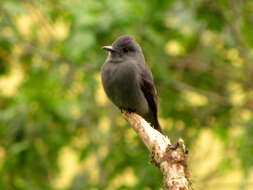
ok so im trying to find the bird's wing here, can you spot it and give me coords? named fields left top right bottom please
left=140, top=69, right=158, bottom=115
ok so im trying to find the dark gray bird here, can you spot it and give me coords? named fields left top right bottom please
left=101, top=35, right=162, bottom=132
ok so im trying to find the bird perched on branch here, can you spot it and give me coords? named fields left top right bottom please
left=101, top=35, right=162, bottom=133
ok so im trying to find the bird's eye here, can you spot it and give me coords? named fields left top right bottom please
left=122, top=47, right=129, bottom=53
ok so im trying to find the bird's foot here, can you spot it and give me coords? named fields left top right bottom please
left=120, top=108, right=135, bottom=114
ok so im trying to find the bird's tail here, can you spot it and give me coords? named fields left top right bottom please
left=145, top=113, right=163, bottom=133
left=153, top=117, right=163, bottom=133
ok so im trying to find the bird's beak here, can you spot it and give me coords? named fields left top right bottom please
left=102, top=46, right=115, bottom=52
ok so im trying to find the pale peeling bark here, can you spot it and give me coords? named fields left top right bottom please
left=122, top=112, right=190, bottom=190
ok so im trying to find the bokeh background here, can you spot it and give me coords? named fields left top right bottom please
left=1, top=0, right=253, bottom=189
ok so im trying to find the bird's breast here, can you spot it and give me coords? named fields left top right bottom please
left=102, top=62, right=138, bottom=94
left=101, top=61, right=148, bottom=114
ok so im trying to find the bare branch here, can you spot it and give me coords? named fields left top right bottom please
left=122, top=112, right=190, bottom=190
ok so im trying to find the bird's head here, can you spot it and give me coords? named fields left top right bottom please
left=102, top=35, right=142, bottom=58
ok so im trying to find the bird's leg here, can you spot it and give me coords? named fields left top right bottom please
left=120, top=107, right=135, bottom=114
left=125, top=108, right=136, bottom=113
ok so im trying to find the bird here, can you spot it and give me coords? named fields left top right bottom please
left=101, top=35, right=162, bottom=133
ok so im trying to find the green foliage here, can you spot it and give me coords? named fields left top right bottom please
left=0, top=0, right=253, bottom=189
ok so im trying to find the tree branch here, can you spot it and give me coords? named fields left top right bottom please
left=122, top=112, right=190, bottom=190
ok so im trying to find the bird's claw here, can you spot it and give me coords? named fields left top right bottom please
left=120, top=108, right=135, bottom=114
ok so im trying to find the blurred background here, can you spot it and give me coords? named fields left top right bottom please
left=0, top=0, right=253, bottom=189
